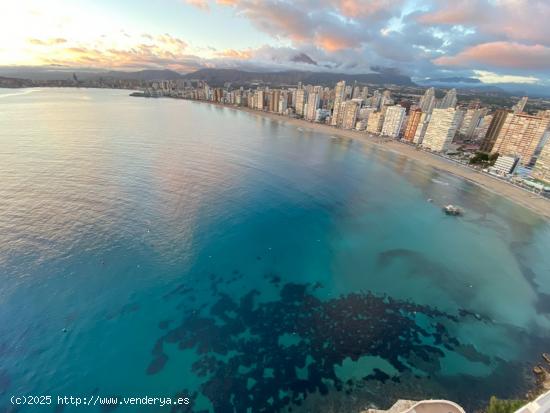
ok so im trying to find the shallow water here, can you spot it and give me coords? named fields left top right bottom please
left=1, top=88, right=549, bottom=412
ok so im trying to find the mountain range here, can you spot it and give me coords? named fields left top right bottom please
left=0, top=67, right=415, bottom=87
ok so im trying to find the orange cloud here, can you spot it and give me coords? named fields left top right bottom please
left=336, top=0, right=402, bottom=18
left=185, top=0, right=209, bottom=10
left=28, top=38, right=67, bottom=46
left=434, top=42, right=550, bottom=70
left=217, top=49, right=252, bottom=59
left=314, top=33, right=358, bottom=52
left=417, top=2, right=480, bottom=25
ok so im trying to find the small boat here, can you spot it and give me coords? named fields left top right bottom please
left=443, top=204, right=462, bottom=216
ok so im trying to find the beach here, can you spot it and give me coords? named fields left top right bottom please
left=195, top=100, right=550, bottom=220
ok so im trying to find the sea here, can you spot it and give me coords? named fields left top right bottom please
left=1, top=88, right=549, bottom=412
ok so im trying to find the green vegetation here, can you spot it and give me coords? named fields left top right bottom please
left=470, top=151, right=499, bottom=166
left=486, top=396, right=526, bottom=413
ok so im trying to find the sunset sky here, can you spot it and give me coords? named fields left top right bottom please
left=2, top=0, right=549, bottom=84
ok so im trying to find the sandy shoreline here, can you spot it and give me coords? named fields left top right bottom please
left=183, top=98, right=550, bottom=220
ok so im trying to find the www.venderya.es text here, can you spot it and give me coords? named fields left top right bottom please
left=10, top=395, right=190, bottom=407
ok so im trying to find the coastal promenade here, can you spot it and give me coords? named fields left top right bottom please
left=187, top=99, right=550, bottom=220
left=364, top=399, right=465, bottom=413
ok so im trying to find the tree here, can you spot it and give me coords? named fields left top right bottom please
left=486, top=396, right=526, bottom=413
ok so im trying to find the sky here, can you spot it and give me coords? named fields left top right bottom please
left=1, top=0, right=549, bottom=85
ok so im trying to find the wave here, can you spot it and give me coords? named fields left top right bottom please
left=0, top=89, right=40, bottom=99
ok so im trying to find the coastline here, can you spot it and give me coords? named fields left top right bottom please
left=186, top=98, right=550, bottom=220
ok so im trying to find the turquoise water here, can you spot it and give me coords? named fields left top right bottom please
left=1, top=88, right=549, bottom=412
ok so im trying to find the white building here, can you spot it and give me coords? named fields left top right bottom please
left=341, top=100, right=360, bottom=130
left=422, top=108, right=461, bottom=152
left=412, top=113, right=430, bottom=144
left=305, top=92, right=320, bottom=121
left=419, top=87, right=436, bottom=114
left=492, top=155, right=519, bottom=175
left=331, top=81, right=346, bottom=126
left=366, top=111, right=384, bottom=134
left=437, top=88, right=457, bottom=109
left=381, top=105, right=406, bottom=138
left=295, top=89, right=306, bottom=117
left=278, top=92, right=287, bottom=114
left=458, top=108, right=487, bottom=138
left=255, top=89, right=264, bottom=111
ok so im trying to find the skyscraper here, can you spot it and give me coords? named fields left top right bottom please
left=295, top=89, right=306, bottom=117
left=422, top=108, right=461, bottom=152
left=305, top=91, right=320, bottom=121
left=418, top=87, right=436, bottom=114
left=512, top=96, right=528, bottom=114
left=437, top=88, right=457, bottom=109
left=331, top=81, right=346, bottom=126
left=369, top=90, right=382, bottom=110
left=380, top=90, right=393, bottom=107
left=255, top=89, right=264, bottom=111
left=480, top=110, right=511, bottom=152
left=532, top=139, right=550, bottom=183
left=272, top=90, right=280, bottom=113
left=366, top=111, right=384, bottom=134
left=341, top=100, right=360, bottom=130
left=492, top=113, right=550, bottom=166
left=381, top=105, right=406, bottom=138
left=403, top=108, right=423, bottom=142
left=473, top=114, right=493, bottom=142
left=413, top=113, right=430, bottom=144
left=361, top=86, right=369, bottom=101
left=458, top=108, right=488, bottom=139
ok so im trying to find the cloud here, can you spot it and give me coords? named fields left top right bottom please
left=434, top=42, right=550, bottom=71
left=472, top=70, right=539, bottom=84
left=27, top=38, right=67, bottom=46
left=216, top=49, right=252, bottom=59
left=25, top=33, right=199, bottom=72
left=185, top=0, right=210, bottom=11
left=417, top=0, right=550, bottom=46
left=6, top=0, right=550, bottom=85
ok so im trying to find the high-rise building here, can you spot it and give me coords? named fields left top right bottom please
left=380, top=90, right=393, bottom=107
left=437, top=88, right=457, bottom=109
left=480, top=110, right=511, bottom=152
left=352, top=82, right=361, bottom=99
left=305, top=91, right=320, bottom=121
left=381, top=105, right=406, bottom=138
left=458, top=108, right=488, bottom=139
left=331, top=81, right=346, bottom=126
left=512, top=96, right=528, bottom=114
left=418, top=87, right=436, bottom=114
left=271, top=90, right=280, bottom=113
left=422, top=108, right=461, bottom=152
left=369, top=90, right=382, bottom=110
left=403, top=108, right=423, bottom=142
left=344, top=85, right=353, bottom=99
left=295, top=89, right=306, bottom=117
left=413, top=113, right=430, bottom=144
left=473, top=114, right=493, bottom=142
left=278, top=92, right=287, bottom=114
left=361, top=86, right=369, bottom=101
left=366, top=111, right=384, bottom=134
left=492, top=113, right=550, bottom=166
left=255, top=89, right=264, bottom=110
left=532, top=140, right=550, bottom=183
left=341, top=100, right=360, bottom=130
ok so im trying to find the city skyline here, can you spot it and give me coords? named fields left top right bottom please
left=2, top=0, right=550, bottom=88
